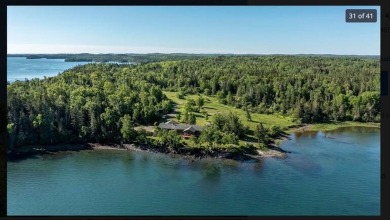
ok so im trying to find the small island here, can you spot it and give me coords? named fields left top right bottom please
left=7, top=55, right=380, bottom=161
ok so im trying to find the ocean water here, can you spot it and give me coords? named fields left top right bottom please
left=7, top=57, right=89, bottom=83
left=7, top=127, right=380, bottom=216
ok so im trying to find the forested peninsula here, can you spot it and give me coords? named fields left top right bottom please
left=7, top=55, right=380, bottom=160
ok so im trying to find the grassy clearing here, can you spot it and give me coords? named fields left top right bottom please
left=163, top=91, right=379, bottom=149
left=163, top=91, right=296, bottom=131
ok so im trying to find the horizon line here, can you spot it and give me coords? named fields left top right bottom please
left=7, top=53, right=380, bottom=56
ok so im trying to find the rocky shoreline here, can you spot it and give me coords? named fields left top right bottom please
left=7, top=144, right=91, bottom=160
left=89, top=143, right=263, bottom=161
left=8, top=125, right=306, bottom=162
left=8, top=140, right=290, bottom=162
left=7, top=124, right=378, bottom=162
left=92, top=142, right=290, bottom=160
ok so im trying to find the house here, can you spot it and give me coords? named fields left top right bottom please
left=158, top=121, right=203, bottom=139
left=182, top=125, right=201, bottom=139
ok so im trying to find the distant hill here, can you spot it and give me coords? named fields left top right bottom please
left=293, top=54, right=379, bottom=59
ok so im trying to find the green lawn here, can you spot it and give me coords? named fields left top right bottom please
left=163, top=91, right=380, bottom=134
left=163, top=91, right=296, bottom=131
left=160, top=91, right=380, bottom=150
left=308, top=121, right=380, bottom=131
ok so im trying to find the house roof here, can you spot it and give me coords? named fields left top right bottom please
left=158, top=123, right=203, bottom=132
left=183, top=126, right=197, bottom=133
left=165, top=120, right=179, bottom=125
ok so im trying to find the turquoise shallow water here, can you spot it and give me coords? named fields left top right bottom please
left=7, top=57, right=89, bottom=82
left=7, top=127, right=380, bottom=216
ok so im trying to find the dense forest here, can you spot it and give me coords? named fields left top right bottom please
left=134, top=56, right=380, bottom=123
left=7, top=63, right=174, bottom=148
left=7, top=56, right=380, bottom=150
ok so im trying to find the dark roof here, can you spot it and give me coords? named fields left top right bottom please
left=183, top=126, right=197, bottom=132
left=165, top=120, right=179, bottom=125
left=158, top=123, right=203, bottom=132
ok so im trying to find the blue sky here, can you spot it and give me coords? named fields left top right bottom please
left=7, top=6, right=380, bottom=55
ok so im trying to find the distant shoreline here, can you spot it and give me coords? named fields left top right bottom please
left=7, top=53, right=380, bottom=65
left=7, top=53, right=380, bottom=58
left=7, top=56, right=133, bottom=64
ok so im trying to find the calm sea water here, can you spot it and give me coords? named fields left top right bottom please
left=7, top=57, right=89, bottom=82
left=7, top=127, right=380, bottom=216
